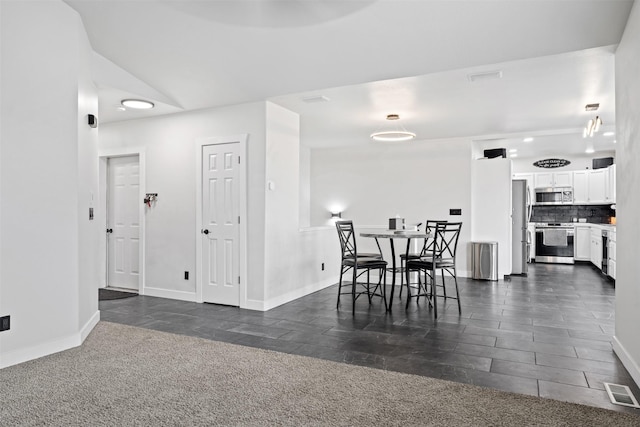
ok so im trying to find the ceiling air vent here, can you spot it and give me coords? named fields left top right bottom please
left=604, top=383, right=640, bottom=408
left=302, top=95, right=330, bottom=103
left=585, top=103, right=600, bottom=111
left=467, top=70, right=503, bottom=83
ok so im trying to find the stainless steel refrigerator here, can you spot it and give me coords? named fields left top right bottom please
left=512, top=179, right=531, bottom=275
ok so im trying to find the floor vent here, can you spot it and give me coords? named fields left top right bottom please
left=604, top=383, right=640, bottom=408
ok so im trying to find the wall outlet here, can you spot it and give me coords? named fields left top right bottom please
left=321, top=263, right=325, bottom=271
left=184, top=271, right=189, bottom=280
left=0, top=315, right=10, bottom=332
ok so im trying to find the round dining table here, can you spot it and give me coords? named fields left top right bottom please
left=359, top=230, right=430, bottom=311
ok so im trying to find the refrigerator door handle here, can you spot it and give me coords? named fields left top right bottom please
left=526, top=185, right=532, bottom=222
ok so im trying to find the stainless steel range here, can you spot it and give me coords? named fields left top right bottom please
left=534, top=223, right=575, bottom=264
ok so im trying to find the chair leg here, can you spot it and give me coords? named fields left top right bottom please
left=441, top=269, right=447, bottom=299
left=406, top=267, right=417, bottom=309
left=352, top=265, right=357, bottom=313
left=431, top=268, right=438, bottom=319
left=337, top=265, right=345, bottom=309
left=453, top=267, right=461, bottom=314
left=367, top=270, right=372, bottom=303
left=382, top=267, right=388, bottom=310
left=404, top=264, right=412, bottom=309
left=399, top=259, right=405, bottom=298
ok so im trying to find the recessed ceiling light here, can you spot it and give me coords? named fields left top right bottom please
left=510, top=153, right=518, bottom=158
left=603, top=131, right=615, bottom=137
left=121, top=99, right=155, bottom=110
left=585, top=148, right=595, bottom=154
left=523, top=137, right=534, bottom=142
left=509, top=149, right=517, bottom=153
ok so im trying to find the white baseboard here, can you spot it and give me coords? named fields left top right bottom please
left=80, top=310, right=100, bottom=342
left=243, top=299, right=265, bottom=311
left=0, top=332, right=81, bottom=370
left=143, top=287, right=197, bottom=302
left=613, top=336, right=640, bottom=388
left=243, top=277, right=337, bottom=312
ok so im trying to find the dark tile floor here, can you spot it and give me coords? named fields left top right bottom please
left=99, top=262, right=640, bottom=415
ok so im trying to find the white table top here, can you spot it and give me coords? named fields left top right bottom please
left=360, top=230, right=430, bottom=239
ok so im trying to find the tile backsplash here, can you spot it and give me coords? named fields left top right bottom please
left=531, top=205, right=615, bottom=224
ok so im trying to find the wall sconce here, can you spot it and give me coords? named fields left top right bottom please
left=330, top=212, right=342, bottom=219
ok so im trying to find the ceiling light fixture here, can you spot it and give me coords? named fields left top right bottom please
left=583, top=116, right=602, bottom=138
left=523, top=137, right=534, bottom=142
left=121, top=99, right=155, bottom=110
left=509, top=149, right=517, bottom=153
left=370, top=114, right=416, bottom=142
left=603, top=131, right=615, bottom=137
left=585, top=148, right=595, bottom=154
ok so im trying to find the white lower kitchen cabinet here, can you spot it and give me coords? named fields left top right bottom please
left=574, top=225, right=591, bottom=261
left=608, top=230, right=616, bottom=279
left=590, top=228, right=602, bottom=268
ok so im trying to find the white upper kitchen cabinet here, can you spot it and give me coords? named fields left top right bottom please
left=607, top=164, right=616, bottom=203
left=534, top=171, right=573, bottom=188
left=588, top=169, right=608, bottom=204
left=573, top=171, right=589, bottom=204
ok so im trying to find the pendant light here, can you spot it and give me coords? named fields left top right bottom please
left=583, top=115, right=602, bottom=138
left=370, top=114, right=416, bottom=142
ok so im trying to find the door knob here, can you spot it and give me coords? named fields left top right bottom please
left=106, top=228, right=113, bottom=233
left=201, top=229, right=209, bottom=235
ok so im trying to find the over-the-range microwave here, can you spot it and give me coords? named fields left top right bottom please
left=534, top=187, right=573, bottom=205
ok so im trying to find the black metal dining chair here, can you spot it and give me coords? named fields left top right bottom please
left=404, top=222, right=463, bottom=318
left=335, top=220, right=388, bottom=312
left=399, top=220, right=447, bottom=298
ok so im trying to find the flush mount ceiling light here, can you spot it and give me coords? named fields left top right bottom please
left=583, top=115, right=602, bottom=138
left=370, top=114, right=416, bottom=142
left=523, top=137, right=534, bottom=142
left=121, top=99, right=155, bottom=110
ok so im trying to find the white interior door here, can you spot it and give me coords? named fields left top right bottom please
left=202, top=143, right=241, bottom=306
left=107, top=155, right=140, bottom=290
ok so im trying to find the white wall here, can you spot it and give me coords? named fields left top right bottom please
left=0, top=0, right=99, bottom=368
left=77, top=12, right=100, bottom=339
left=262, top=103, right=338, bottom=308
left=310, top=139, right=473, bottom=276
left=471, top=158, right=512, bottom=278
left=613, top=1, right=640, bottom=388
left=99, top=101, right=340, bottom=310
left=99, top=103, right=268, bottom=303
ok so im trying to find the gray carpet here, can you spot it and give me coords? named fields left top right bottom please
left=1, top=322, right=639, bottom=426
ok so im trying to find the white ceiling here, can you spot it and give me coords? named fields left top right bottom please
left=65, top=0, right=633, bottom=158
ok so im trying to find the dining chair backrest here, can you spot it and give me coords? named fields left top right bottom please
left=433, top=222, right=463, bottom=261
left=335, top=220, right=357, bottom=260
left=420, top=220, right=448, bottom=257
